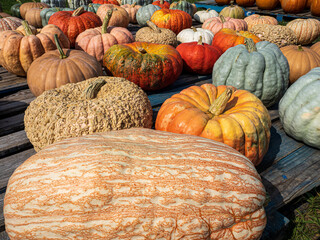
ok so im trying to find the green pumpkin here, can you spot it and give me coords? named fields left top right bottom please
left=80, top=3, right=101, bottom=13
left=41, top=0, right=67, bottom=8
left=10, top=1, right=22, bottom=18
left=136, top=4, right=160, bottom=27
left=40, top=7, right=73, bottom=26
left=169, top=0, right=194, bottom=16
left=121, top=0, right=152, bottom=5
left=212, top=39, right=289, bottom=108
left=279, top=67, right=320, bottom=149
left=219, top=2, right=245, bottom=19
left=67, top=0, right=91, bottom=9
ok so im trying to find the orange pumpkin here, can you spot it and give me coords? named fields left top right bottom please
left=97, top=4, right=130, bottom=28
left=280, top=45, right=320, bottom=84
left=306, top=0, right=313, bottom=8
left=215, top=0, right=232, bottom=5
left=155, top=85, right=271, bottom=166
left=311, top=0, right=320, bottom=16
left=310, top=41, right=320, bottom=55
left=121, top=3, right=141, bottom=23
left=202, top=15, right=248, bottom=35
left=150, top=9, right=192, bottom=34
left=25, top=7, right=43, bottom=28
left=281, top=0, right=307, bottom=13
left=244, top=14, right=278, bottom=30
left=20, top=1, right=49, bottom=19
left=236, top=0, right=255, bottom=6
left=256, top=0, right=280, bottom=9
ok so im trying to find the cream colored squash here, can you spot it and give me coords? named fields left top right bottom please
left=194, top=8, right=218, bottom=23
left=177, top=27, right=214, bottom=44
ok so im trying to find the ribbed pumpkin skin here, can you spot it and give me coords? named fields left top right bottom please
left=212, top=41, right=290, bottom=108
left=0, top=17, right=22, bottom=31
left=256, top=0, right=279, bottom=9
left=215, top=0, right=231, bottom=5
left=10, top=3, right=21, bottom=18
left=103, top=42, right=183, bottom=91
left=169, top=0, right=194, bottom=16
left=281, top=0, right=307, bottom=13
left=244, top=14, right=278, bottom=30
left=286, top=18, right=320, bottom=45
left=311, top=41, right=320, bottom=55
left=40, top=7, right=73, bottom=26
left=219, top=4, right=245, bottom=19
left=194, top=9, right=219, bottom=23
left=41, top=0, right=67, bottom=8
left=150, top=9, right=192, bottom=34
left=212, top=28, right=261, bottom=53
left=177, top=27, right=214, bottom=45
left=80, top=3, right=101, bottom=13
left=280, top=45, right=320, bottom=84
left=25, top=7, right=44, bottom=28
left=48, top=9, right=102, bottom=47
left=92, top=0, right=120, bottom=5
left=152, top=0, right=170, bottom=9
left=156, top=85, right=271, bottom=165
left=311, top=0, right=320, bottom=16
left=4, top=128, right=267, bottom=239
left=279, top=67, right=320, bottom=149
left=202, top=16, right=248, bottom=35
left=96, top=4, right=130, bottom=28
left=136, top=4, right=161, bottom=27
left=67, top=0, right=91, bottom=9
left=236, top=0, right=255, bottom=7
left=20, top=2, right=49, bottom=19
left=121, top=0, right=153, bottom=5
left=121, top=4, right=141, bottom=23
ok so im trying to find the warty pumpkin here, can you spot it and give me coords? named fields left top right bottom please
left=136, top=4, right=161, bottom=26
left=281, top=0, right=307, bottom=13
left=177, top=27, right=214, bottom=45
left=0, top=21, right=70, bottom=76
left=311, top=0, right=320, bottom=16
left=4, top=128, right=267, bottom=239
left=152, top=0, right=170, bottom=9
left=244, top=14, right=278, bottom=30
left=256, top=0, right=280, bottom=9
left=0, top=16, right=22, bottom=31
left=96, top=4, right=129, bottom=28
left=286, top=18, right=320, bottom=45
left=212, top=39, right=290, bottom=108
left=20, top=0, right=49, bottom=19
left=75, top=10, right=134, bottom=64
left=156, top=84, right=271, bottom=166
left=311, top=41, right=320, bottom=55
left=150, top=8, right=192, bottom=35
left=202, top=15, right=248, bottom=35
left=193, top=8, right=219, bottom=23
left=103, top=42, right=183, bottom=91
left=280, top=45, right=320, bottom=84
left=219, top=1, right=245, bottom=19
left=121, top=3, right=141, bottom=23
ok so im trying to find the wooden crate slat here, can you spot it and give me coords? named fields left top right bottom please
left=0, top=231, right=9, bottom=240
left=0, top=192, right=5, bottom=232
left=0, top=113, right=25, bottom=137
left=0, top=131, right=32, bottom=158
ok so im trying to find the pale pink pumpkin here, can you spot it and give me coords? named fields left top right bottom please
left=202, top=15, right=248, bottom=34
left=96, top=4, right=129, bottom=28
left=75, top=9, right=134, bottom=63
left=121, top=3, right=141, bottom=23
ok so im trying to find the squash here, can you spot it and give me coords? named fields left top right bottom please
left=135, top=20, right=177, bottom=46
left=40, top=7, right=73, bottom=26
left=48, top=7, right=102, bottom=47
left=96, top=4, right=129, bottom=28
left=256, top=0, right=280, bottom=9
left=136, top=4, right=160, bottom=27
left=311, top=41, right=320, bottom=55
left=215, top=0, right=232, bottom=4
left=280, top=45, right=320, bottom=84
left=212, top=39, right=290, bottom=108
left=0, top=16, right=22, bottom=31
left=75, top=10, right=134, bottom=63
left=0, top=12, right=11, bottom=18
left=177, top=27, right=214, bottom=45
left=219, top=1, right=245, bottom=19
left=25, top=7, right=45, bottom=28
left=121, top=3, right=141, bottom=23
left=156, top=84, right=271, bottom=165
left=169, top=0, right=195, bottom=16
left=41, top=0, right=67, bottom=7
left=150, top=9, right=192, bottom=35
left=4, top=128, right=267, bottom=239
left=67, top=0, right=91, bottom=9
left=236, top=0, right=255, bottom=7
left=103, top=42, right=183, bottom=91
left=194, top=9, right=218, bottom=23
left=20, top=1, right=49, bottom=19
left=176, top=36, right=222, bottom=74
left=0, top=21, right=70, bottom=76
left=286, top=18, right=320, bottom=45
left=202, top=15, right=248, bottom=35
left=212, top=28, right=261, bottom=53
left=92, top=0, right=120, bottom=4
left=152, top=0, right=170, bottom=9
left=279, top=67, right=320, bottom=149
left=311, top=0, right=320, bottom=16
left=80, top=3, right=101, bottom=13
left=121, top=0, right=153, bottom=5
left=244, top=14, right=278, bottom=30
left=306, top=0, right=313, bottom=7
left=281, top=0, right=307, bottom=13
left=11, top=0, right=22, bottom=18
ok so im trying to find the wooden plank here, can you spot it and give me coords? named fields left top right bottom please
left=0, top=192, right=5, bottom=233
left=0, top=231, right=9, bottom=240
left=261, top=210, right=290, bottom=240
left=0, top=131, right=32, bottom=158
left=0, top=113, right=25, bottom=137
left=0, top=89, right=34, bottom=102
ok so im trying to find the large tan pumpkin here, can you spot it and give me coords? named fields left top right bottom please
left=20, top=1, right=49, bottom=19
left=96, top=4, right=130, bottom=28
left=286, top=18, right=320, bottom=45
left=4, top=128, right=267, bottom=239
left=311, top=41, right=320, bottom=55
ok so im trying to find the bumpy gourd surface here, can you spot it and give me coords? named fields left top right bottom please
left=5, top=128, right=266, bottom=239
left=279, top=67, right=320, bottom=149
left=24, top=77, right=153, bottom=152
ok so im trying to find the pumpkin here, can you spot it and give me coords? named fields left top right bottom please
left=236, top=0, right=255, bottom=6
left=194, top=9, right=219, bottom=23
left=0, top=21, right=70, bottom=76
left=244, top=14, right=278, bottom=30
left=256, top=0, right=280, bottom=9
left=20, top=1, right=49, bottom=19
left=249, top=24, right=298, bottom=48
left=121, top=3, right=141, bottom=23
left=281, top=0, right=307, bottom=13
left=135, top=20, right=177, bottom=46
left=279, top=67, right=320, bottom=149
left=215, top=0, right=232, bottom=4
left=156, top=84, right=271, bottom=165
left=286, top=18, right=320, bottom=45
left=212, top=28, right=261, bottom=53
left=67, top=0, right=91, bottom=9
left=280, top=45, right=320, bottom=84
left=177, top=27, right=214, bottom=45
left=219, top=1, right=245, bottom=19
left=48, top=7, right=102, bottom=47
left=136, top=4, right=160, bottom=27
left=92, top=0, right=120, bottom=5
left=41, top=0, right=67, bottom=7
left=4, top=128, right=267, bottom=239
left=0, top=12, right=11, bottom=18
left=27, top=34, right=102, bottom=97
left=306, top=0, right=313, bottom=7
left=40, top=7, right=73, bottom=26
left=103, top=42, right=183, bottom=91
left=311, top=41, right=320, bottom=55
left=152, top=0, right=170, bottom=9
left=202, top=15, right=248, bottom=35
left=80, top=3, right=101, bottom=13
left=0, top=16, right=22, bottom=31
left=25, top=7, right=45, bottom=28
left=121, top=0, right=153, bottom=5
left=150, top=9, right=193, bottom=35
left=176, top=36, right=222, bottom=75
left=311, top=0, right=320, bottom=16
left=96, top=4, right=129, bottom=28
left=11, top=0, right=22, bottom=18
left=169, top=0, right=195, bottom=16
left=212, top=39, right=290, bottom=108
left=75, top=10, right=134, bottom=63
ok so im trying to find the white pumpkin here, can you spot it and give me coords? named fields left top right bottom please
left=177, top=27, right=214, bottom=44
left=194, top=8, right=219, bottom=23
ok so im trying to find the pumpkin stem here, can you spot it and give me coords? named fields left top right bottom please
left=147, top=20, right=161, bottom=33
left=138, top=47, right=147, bottom=54
left=160, top=0, right=164, bottom=4
left=22, top=21, right=34, bottom=36
left=220, top=15, right=226, bottom=23
left=230, top=0, right=234, bottom=6
left=101, top=9, right=113, bottom=34
left=198, top=36, right=203, bottom=45
left=244, top=38, right=257, bottom=53
left=54, top=34, right=67, bottom=59
left=206, top=8, right=210, bottom=12
left=55, top=7, right=60, bottom=11
left=298, top=45, right=304, bottom=51
left=72, top=6, right=85, bottom=16
left=85, top=78, right=106, bottom=99
left=208, top=87, right=233, bottom=116
left=131, top=2, right=137, bottom=7
left=191, top=26, right=197, bottom=32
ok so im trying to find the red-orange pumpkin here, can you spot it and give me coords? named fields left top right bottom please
left=152, top=0, right=170, bottom=9
left=256, top=0, right=280, bottom=9
left=103, top=42, right=183, bottom=91
left=281, top=0, right=307, bottom=13
left=92, top=0, right=120, bottom=5
left=311, top=0, right=320, bottom=16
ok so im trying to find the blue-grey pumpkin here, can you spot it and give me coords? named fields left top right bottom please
left=121, top=0, right=152, bottom=6
left=80, top=3, right=101, bottom=13
left=169, top=0, right=194, bottom=16
left=212, top=39, right=289, bottom=108
left=40, top=7, right=73, bottom=26
left=136, top=4, right=160, bottom=26
left=67, top=0, right=91, bottom=9
left=41, top=0, right=67, bottom=8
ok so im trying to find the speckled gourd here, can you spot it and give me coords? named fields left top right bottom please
left=4, top=128, right=267, bottom=239
left=24, top=77, right=153, bottom=152
left=212, top=39, right=290, bottom=107
left=279, top=67, right=320, bottom=149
